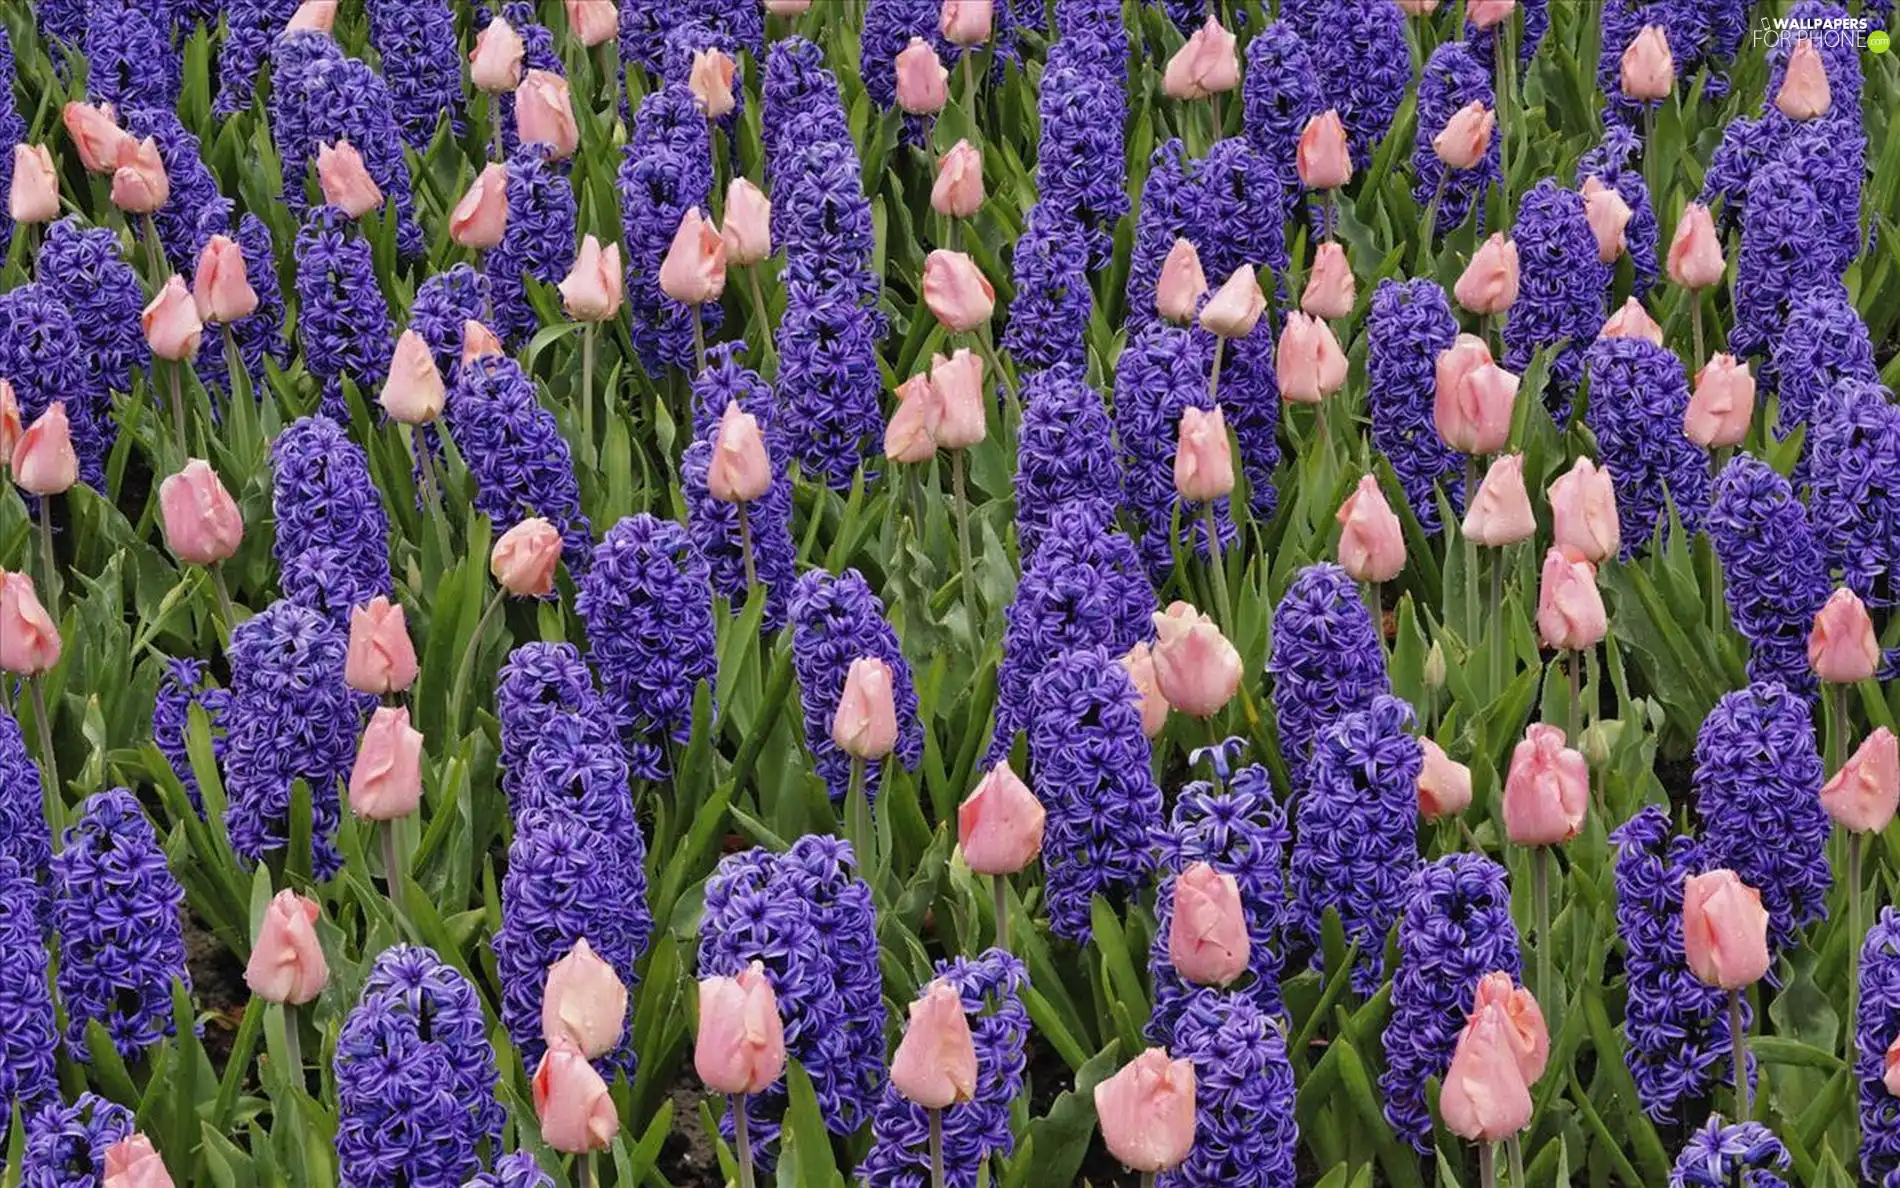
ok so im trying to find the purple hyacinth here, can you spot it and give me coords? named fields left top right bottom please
left=1368, top=277, right=1463, bottom=531
left=37, top=215, right=148, bottom=401
left=1380, top=854, right=1522, bottom=1150
left=1770, top=281, right=1878, bottom=438
left=1707, top=454, right=1830, bottom=698
left=271, top=415, right=394, bottom=619
left=762, top=39, right=849, bottom=175
left=84, top=0, right=180, bottom=111
left=1013, top=365, right=1123, bottom=566
left=861, top=950, right=1029, bottom=1188
left=576, top=515, right=718, bottom=778
left=294, top=205, right=395, bottom=424
left=698, top=838, right=885, bottom=1160
left=1728, top=161, right=1830, bottom=365
left=1122, top=141, right=1197, bottom=339
left=681, top=349, right=798, bottom=630
left=1002, top=205, right=1093, bottom=374
left=1027, top=647, right=1164, bottom=943
left=1217, top=322, right=1283, bottom=526
left=0, top=285, right=107, bottom=488
left=336, top=946, right=505, bottom=1187
left=1807, top=380, right=1900, bottom=607
left=989, top=506, right=1154, bottom=764
left=151, top=657, right=233, bottom=815
left=53, top=789, right=190, bottom=1058
left=215, top=0, right=299, bottom=115
left=1288, top=695, right=1422, bottom=995
left=788, top=569, right=924, bottom=801
left=1505, top=179, right=1610, bottom=414
left=1582, top=337, right=1709, bottom=553
left=775, top=134, right=881, bottom=310
left=1463, top=0, right=1551, bottom=67
left=222, top=599, right=370, bottom=878
left=1669, top=1119, right=1791, bottom=1187
left=1693, top=682, right=1830, bottom=953
left=619, top=0, right=762, bottom=75
left=619, top=87, right=720, bottom=373
left=0, top=855, right=57, bottom=1120
left=368, top=0, right=463, bottom=148
left=1036, top=35, right=1129, bottom=266
left=1413, top=41, right=1499, bottom=239
left=496, top=642, right=614, bottom=811
left=445, top=353, right=593, bottom=569
left=0, top=28, right=20, bottom=259
left=1157, top=991, right=1299, bottom=1188
left=409, top=265, right=491, bottom=376
left=465, top=1153, right=554, bottom=1188
left=1267, top=562, right=1391, bottom=780
left=1310, top=0, right=1409, bottom=169
left=486, top=145, right=577, bottom=346
left=0, top=706, right=52, bottom=930
left=1114, top=324, right=1234, bottom=576
left=192, top=202, right=294, bottom=397
left=1598, top=0, right=1731, bottom=121
left=1861, top=909, right=1900, bottom=1182
left=20, top=1094, right=133, bottom=1188
left=1122, top=139, right=1286, bottom=341
left=859, top=0, right=937, bottom=113
left=124, top=106, right=225, bottom=274
left=1575, top=123, right=1660, bottom=294
left=663, top=21, right=746, bottom=132
left=1242, top=20, right=1324, bottom=224
left=1056, top=0, right=1128, bottom=51
left=775, top=290, right=884, bottom=491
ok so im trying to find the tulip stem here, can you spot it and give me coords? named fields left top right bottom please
left=1209, top=91, right=1222, bottom=149
left=1477, top=1142, right=1496, bottom=1188
left=1533, top=845, right=1553, bottom=1012
left=1691, top=297, right=1704, bottom=367
left=492, top=98, right=506, bottom=164
left=1731, top=990, right=1750, bottom=1119
left=1849, top=830, right=1864, bottom=1071
left=382, top=819, right=408, bottom=931
left=1415, top=174, right=1445, bottom=273
left=736, top=500, right=758, bottom=595
left=451, top=588, right=507, bottom=734
left=579, top=322, right=596, bottom=459
left=169, top=357, right=191, bottom=463
left=281, top=1002, right=303, bottom=1088
left=1828, top=682, right=1850, bottom=776
left=973, top=327, right=1019, bottom=424
left=1487, top=547, right=1504, bottom=697
left=692, top=303, right=708, bottom=376
left=1463, top=455, right=1480, bottom=657
left=29, top=677, right=60, bottom=835
left=1202, top=505, right=1234, bottom=637
left=1208, top=336, right=1226, bottom=411
left=846, top=754, right=874, bottom=874
left=744, top=268, right=777, bottom=375
left=1494, top=37, right=1511, bottom=211
left=952, top=449, right=980, bottom=658
left=993, top=873, right=1010, bottom=954
left=929, top=1107, right=946, bottom=1188
left=733, top=1094, right=757, bottom=1188
left=577, top=1151, right=594, bottom=1188
left=38, top=495, right=58, bottom=621
left=141, top=212, right=164, bottom=290
left=1507, top=1134, right=1525, bottom=1186
left=414, top=431, right=454, bottom=564
left=211, top=563, right=238, bottom=636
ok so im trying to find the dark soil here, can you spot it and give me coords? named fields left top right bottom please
left=655, top=1076, right=727, bottom=1188
left=183, top=906, right=247, bottom=1070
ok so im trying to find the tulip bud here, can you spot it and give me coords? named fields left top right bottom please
left=1684, top=354, right=1754, bottom=449
left=1, top=381, right=24, bottom=473
left=1161, top=15, right=1239, bottom=101
left=1775, top=39, right=1831, bottom=120
left=1301, top=242, right=1355, bottom=321
left=1155, top=238, right=1207, bottom=325
left=1810, top=587, right=1880, bottom=684
left=12, top=402, right=78, bottom=496
left=9, top=144, right=59, bottom=224
left=492, top=517, right=564, bottom=597
left=244, top=889, right=329, bottom=1005
left=659, top=209, right=727, bottom=307
left=1620, top=24, right=1674, bottom=101
left=516, top=70, right=579, bottom=160
left=1199, top=265, right=1266, bottom=339
left=707, top=401, right=773, bottom=504
left=1681, top=868, right=1772, bottom=990
left=450, top=163, right=510, bottom=250
left=159, top=459, right=244, bottom=566
left=884, top=372, right=942, bottom=464
left=1597, top=296, right=1663, bottom=347
left=1166, top=861, right=1249, bottom=986
left=1434, top=335, right=1516, bottom=455
left=348, top=706, right=425, bottom=821
left=110, top=136, right=169, bottom=213
left=345, top=596, right=420, bottom=696
left=1453, top=233, right=1519, bottom=317
left=689, top=48, right=738, bottom=119
left=1466, top=0, right=1515, bottom=27
left=560, top=235, right=626, bottom=321
left=1440, top=1004, right=1533, bottom=1142
left=471, top=16, right=527, bottom=92
left=63, top=101, right=131, bottom=174
left=102, top=1135, right=173, bottom=1188
left=1275, top=311, right=1346, bottom=403
left=894, top=37, right=950, bottom=115
left=921, top=250, right=995, bottom=333
left=1821, top=728, right=1900, bottom=835
left=142, top=276, right=205, bottom=362
left=931, top=140, right=985, bottom=218
left=1093, top=1049, right=1197, bottom=1173
left=543, top=938, right=629, bottom=1060
left=1580, top=176, right=1632, bottom=264
left=316, top=140, right=384, bottom=219
left=1335, top=474, right=1406, bottom=584
left=1432, top=101, right=1495, bottom=171
left=832, top=656, right=899, bottom=760
left=381, top=330, right=447, bottom=424
left=957, top=761, right=1045, bottom=875
left=463, top=319, right=505, bottom=365
left=721, top=178, right=772, bottom=266
left=0, top=572, right=60, bottom=676
left=565, top=0, right=619, bottom=47
left=694, top=962, right=786, bottom=1095
left=286, top=0, right=337, bottom=33
left=1461, top=453, right=1536, bottom=547
left=1470, top=972, right=1549, bottom=1084
left=1667, top=202, right=1726, bottom=291
left=1173, top=405, right=1234, bottom=504
left=1296, top=109, right=1352, bottom=190
left=939, top=0, right=993, bottom=46
left=1536, top=547, right=1607, bottom=653
left=193, top=235, right=259, bottom=325
left=1546, top=456, right=1620, bottom=564
left=1149, top=601, right=1242, bottom=719
left=1417, top=738, right=1472, bottom=820
left=532, top=1040, right=619, bottom=1153
left=1502, top=723, right=1588, bottom=846
left=889, top=981, right=979, bottom=1108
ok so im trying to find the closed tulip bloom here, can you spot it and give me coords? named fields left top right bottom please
left=1162, top=15, right=1239, bottom=100
left=450, top=163, right=510, bottom=249
left=516, top=70, right=579, bottom=159
left=102, top=1136, right=173, bottom=1188
left=62, top=101, right=129, bottom=173
left=1439, top=1003, right=1533, bottom=1141
left=1432, top=101, right=1495, bottom=171
left=1336, top=474, right=1406, bottom=583
left=1471, top=972, right=1549, bottom=1084
left=0, top=381, right=23, bottom=469
left=1200, top=265, right=1266, bottom=339
left=543, top=939, right=629, bottom=1060
left=1810, top=587, right=1880, bottom=684
left=922, top=250, right=995, bottom=332
left=1466, top=0, right=1516, bottom=27
left=471, top=16, right=527, bottom=91
left=1887, top=1038, right=1900, bottom=1097
left=694, top=962, right=786, bottom=1095
left=1156, top=237, right=1207, bottom=324
left=1396, top=0, right=1439, bottom=13
left=345, top=596, right=420, bottom=695
left=1433, top=336, right=1512, bottom=453
left=707, top=401, right=773, bottom=503
left=348, top=705, right=425, bottom=820
left=565, top=0, right=618, bottom=46
left=1502, top=723, right=1589, bottom=846
left=884, top=372, right=942, bottom=464
left=1173, top=405, right=1233, bottom=504
left=1580, top=176, right=1632, bottom=264
left=561, top=235, right=626, bottom=320
left=158, top=459, right=243, bottom=565
left=832, top=656, right=899, bottom=760
left=957, top=760, right=1046, bottom=875
left=193, top=235, right=259, bottom=324
left=1297, top=109, right=1352, bottom=189
left=492, top=517, right=564, bottom=596
left=689, top=48, right=738, bottom=118
left=110, top=136, right=169, bottom=213
left=463, top=319, right=504, bottom=365
left=1681, top=869, right=1772, bottom=990
left=1620, top=24, right=1674, bottom=101
left=142, top=276, right=205, bottom=362
left=1150, top=601, right=1242, bottom=719
left=891, top=980, right=980, bottom=1108
left=532, top=1040, right=619, bottom=1153
left=660, top=210, right=726, bottom=307
left=1536, top=548, right=1607, bottom=653
left=930, top=348, right=987, bottom=450
left=1821, top=727, right=1900, bottom=834
left=1301, top=242, right=1355, bottom=320
left=1775, top=39, right=1831, bottom=120
left=1597, top=297, right=1663, bottom=346
left=10, top=144, right=58, bottom=224
left=1167, top=862, right=1250, bottom=986
left=0, top=572, right=60, bottom=676
left=286, top=0, right=337, bottom=33
left=1121, top=642, right=1171, bottom=739
left=315, top=140, right=383, bottom=219
left=721, top=178, right=772, bottom=266
left=894, top=37, right=950, bottom=115
left=1461, top=453, right=1536, bottom=547
left=1684, top=354, right=1754, bottom=448
left=1276, top=311, right=1346, bottom=403
left=940, top=0, right=993, bottom=45
left=243, top=889, right=329, bottom=1006
left=1667, top=203, right=1726, bottom=290
left=931, top=140, right=985, bottom=218
left=1094, top=1049, right=1197, bottom=1174
left=380, top=330, right=447, bottom=424
left=1454, top=233, right=1519, bottom=316
left=1547, top=456, right=1620, bottom=564
left=12, top=402, right=78, bottom=496
left=767, top=0, right=813, bottom=11
left=1417, top=738, right=1473, bottom=820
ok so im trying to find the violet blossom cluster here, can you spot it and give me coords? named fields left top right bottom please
left=0, top=855, right=58, bottom=1121
left=1242, top=20, right=1325, bottom=224
left=1505, top=180, right=1609, bottom=415
left=486, top=145, right=578, bottom=347
left=1367, top=277, right=1463, bottom=531
left=151, top=656, right=233, bottom=815
left=1114, top=324, right=1234, bottom=576
left=1412, top=41, right=1499, bottom=239
left=294, top=206, right=394, bottom=424
left=1157, top=991, right=1300, bottom=1188
left=19, top=1095, right=134, bottom=1188
left=1859, top=908, right=1900, bottom=1183
left=787, top=569, right=924, bottom=802
left=1707, top=455, right=1831, bottom=697
left=619, top=85, right=721, bottom=372
left=271, top=415, right=394, bottom=619
left=1575, top=123, right=1660, bottom=294
left=0, top=285, right=107, bottom=488
left=445, top=354, right=593, bottom=570
left=1582, top=337, right=1709, bottom=553
left=367, top=0, right=463, bottom=149
left=1011, top=365, right=1123, bottom=565
left=1267, top=562, right=1391, bottom=781
left=1806, top=380, right=1900, bottom=608
left=37, top=216, right=148, bottom=404
left=0, top=707, right=52, bottom=929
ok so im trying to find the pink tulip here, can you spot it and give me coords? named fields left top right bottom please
left=1275, top=311, right=1346, bottom=403
left=1466, top=0, right=1516, bottom=27
left=1887, top=1038, right=1900, bottom=1098
left=1684, top=354, right=1754, bottom=449
left=492, top=517, right=563, bottom=597
left=1156, top=237, right=1207, bottom=324
left=380, top=331, right=447, bottom=425
left=767, top=0, right=813, bottom=11
left=12, top=402, right=78, bottom=496
left=957, top=760, right=1045, bottom=875
left=348, top=706, right=425, bottom=821
left=659, top=208, right=727, bottom=308
left=722, top=178, right=772, bottom=266
left=884, top=372, right=942, bottom=464
left=1667, top=202, right=1726, bottom=290
left=9, top=144, right=58, bottom=224
left=285, top=0, right=337, bottom=34
left=158, top=459, right=243, bottom=566
left=0, top=572, right=60, bottom=676
left=1620, top=24, right=1674, bottom=101
left=345, top=597, right=419, bottom=696
left=1547, top=456, right=1620, bottom=564
left=102, top=1135, right=173, bottom=1188
left=565, top=0, right=619, bottom=47
left=1093, top=1049, right=1197, bottom=1174
left=62, top=101, right=130, bottom=174
left=1821, top=727, right=1900, bottom=835
left=1162, top=15, right=1239, bottom=100
left=1121, top=642, right=1171, bottom=739
left=689, top=48, right=738, bottom=119
left=1149, top=601, right=1242, bottom=719
left=1471, top=972, right=1549, bottom=1085
left=1417, top=738, right=1473, bottom=820
left=450, top=163, right=510, bottom=250
left=1301, top=242, right=1355, bottom=320
left=1433, top=335, right=1513, bottom=454
left=516, top=70, right=579, bottom=159
left=471, top=16, right=527, bottom=92
left=142, top=276, right=205, bottom=362
left=1167, top=861, right=1250, bottom=986
left=1810, top=587, right=1880, bottom=684
left=1296, top=110, right=1352, bottom=190
left=707, top=401, right=773, bottom=503
left=532, top=1040, right=619, bottom=1153
left=561, top=235, right=626, bottom=321
left=894, top=38, right=950, bottom=115
left=695, top=962, right=786, bottom=1095
left=1173, top=405, right=1234, bottom=504
left=922, top=250, right=995, bottom=333
left=1776, top=39, right=1831, bottom=120
left=110, top=136, right=169, bottom=213
left=315, top=140, right=383, bottom=219
left=0, top=381, right=18, bottom=469
left=1439, top=1003, right=1533, bottom=1141
left=931, top=140, right=985, bottom=218
left=832, top=656, right=899, bottom=760
left=940, top=0, right=993, bottom=46
left=1580, top=176, right=1632, bottom=264
left=1396, top=0, right=1439, bottom=14
left=1336, top=474, right=1406, bottom=584
left=1502, top=723, right=1589, bottom=846
left=1682, top=869, right=1772, bottom=990
left=930, top=348, right=988, bottom=450
left=243, top=889, right=329, bottom=1006
left=1536, top=547, right=1607, bottom=653
left=1454, top=233, right=1519, bottom=316
left=463, top=319, right=505, bottom=365
left=1200, top=265, right=1266, bottom=339
left=193, top=235, right=259, bottom=325
left=1432, top=101, right=1495, bottom=171
left=890, top=980, right=979, bottom=1108
left=1461, top=453, right=1536, bottom=547
left=543, top=938, right=628, bottom=1060
left=1597, top=296, right=1663, bottom=346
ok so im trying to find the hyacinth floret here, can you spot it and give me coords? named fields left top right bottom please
left=1242, top=20, right=1324, bottom=222
left=1505, top=179, right=1610, bottom=415
left=1769, top=281, right=1878, bottom=440
left=1156, top=990, right=1299, bottom=1188
left=620, top=87, right=721, bottom=373
left=1002, top=204, right=1093, bottom=374
left=495, top=642, right=610, bottom=809
left=1575, top=123, right=1660, bottom=294
left=1310, top=0, right=1409, bottom=169
left=0, top=855, right=58, bottom=1120
left=1728, top=161, right=1829, bottom=365
left=37, top=215, right=148, bottom=402
left=0, top=705, right=53, bottom=929
left=680, top=352, right=798, bottom=630
left=463, top=1153, right=555, bottom=1188
left=486, top=145, right=577, bottom=347
left=216, top=0, right=300, bottom=116
left=294, top=205, right=395, bottom=424
left=19, top=1094, right=134, bottom=1188
left=152, top=656, right=233, bottom=815
left=0, top=284, right=107, bottom=488
left=84, top=0, right=180, bottom=111
left=1036, top=37, right=1129, bottom=266
left=1114, top=324, right=1234, bottom=576
left=368, top=0, right=463, bottom=149
left=774, top=291, right=884, bottom=490
left=1860, top=908, right=1900, bottom=1183
left=1012, top=365, right=1122, bottom=565
left=1669, top=1119, right=1792, bottom=1187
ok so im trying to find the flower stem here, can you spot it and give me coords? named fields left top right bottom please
left=1202, top=504, right=1234, bottom=637
left=414, top=430, right=454, bottom=563
left=383, top=818, right=408, bottom=932
left=974, top=326, right=1018, bottom=423
left=1533, top=845, right=1553, bottom=1010
left=38, top=495, right=58, bottom=620
left=30, top=677, right=60, bottom=835
left=1849, top=830, right=1864, bottom=1071
left=993, top=873, right=1010, bottom=955
left=211, top=563, right=238, bottom=637
left=845, top=754, right=874, bottom=875
left=692, top=302, right=708, bottom=375
left=1478, top=1142, right=1496, bottom=1188
left=1567, top=648, right=1582, bottom=744
left=1731, top=990, right=1750, bottom=1119
left=1692, top=296, right=1705, bottom=366
left=1508, top=1134, right=1526, bottom=1187
left=1463, top=455, right=1479, bottom=655
left=142, top=212, right=164, bottom=289
left=1487, top=545, right=1504, bottom=697
left=1208, top=335, right=1226, bottom=410
left=929, top=1107, right=946, bottom=1188
left=952, top=449, right=980, bottom=658
left=450, top=588, right=507, bottom=734
left=734, top=1094, right=756, bottom=1188
left=736, top=500, right=758, bottom=595
left=282, top=1002, right=303, bottom=1089
left=492, top=98, right=506, bottom=163
left=580, top=322, right=596, bottom=458
left=577, top=1150, right=594, bottom=1188
left=1415, top=174, right=1445, bottom=272
left=744, top=267, right=777, bottom=374
left=170, top=357, right=190, bottom=463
